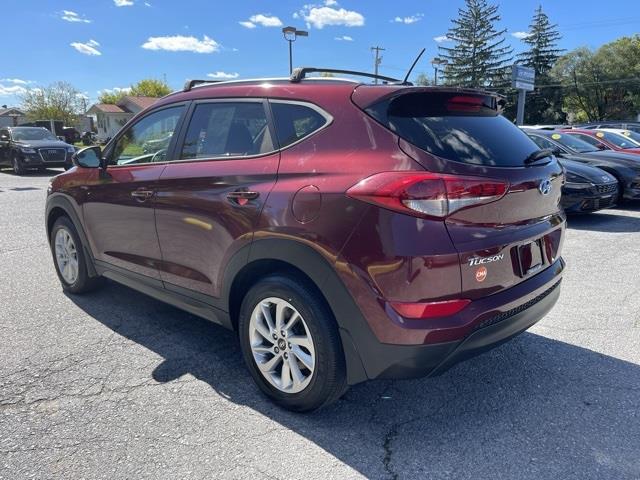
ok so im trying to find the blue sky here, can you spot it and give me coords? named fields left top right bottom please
left=2, top=0, right=639, bottom=107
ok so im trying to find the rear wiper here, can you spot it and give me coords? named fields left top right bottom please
left=524, top=148, right=554, bottom=164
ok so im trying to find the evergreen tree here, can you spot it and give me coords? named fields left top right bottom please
left=515, top=6, right=565, bottom=124
left=439, top=0, right=513, bottom=88
left=517, top=6, right=563, bottom=77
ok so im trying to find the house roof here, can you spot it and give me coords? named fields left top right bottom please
left=87, top=96, right=159, bottom=115
left=0, top=107, right=25, bottom=116
left=122, top=96, right=158, bottom=110
left=89, top=103, right=127, bottom=114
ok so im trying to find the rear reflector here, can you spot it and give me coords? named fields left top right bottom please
left=347, top=171, right=508, bottom=218
left=390, top=299, right=471, bottom=319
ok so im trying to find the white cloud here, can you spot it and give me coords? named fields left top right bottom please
left=98, top=86, right=132, bottom=96
left=301, top=6, right=364, bottom=29
left=207, top=71, right=240, bottom=79
left=144, top=1, right=152, bottom=6
left=393, top=14, right=423, bottom=24
left=239, top=14, right=283, bottom=28
left=114, top=0, right=134, bottom=6
left=0, top=84, right=27, bottom=97
left=70, top=39, right=101, bottom=56
left=325, top=0, right=338, bottom=5
left=434, top=35, right=450, bottom=43
left=141, top=35, right=219, bottom=53
left=334, top=35, right=353, bottom=41
left=0, top=78, right=31, bottom=85
left=512, top=31, right=531, bottom=39
left=61, top=10, right=91, bottom=23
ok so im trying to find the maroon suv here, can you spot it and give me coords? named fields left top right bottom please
left=45, top=71, right=565, bottom=411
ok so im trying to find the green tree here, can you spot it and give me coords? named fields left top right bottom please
left=414, top=73, right=432, bottom=86
left=439, top=0, right=513, bottom=88
left=551, top=36, right=640, bottom=121
left=98, top=89, right=127, bottom=104
left=515, top=6, right=565, bottom=124
left=20, top=81, right=82, bottom=124
left=98, top=78, right=171, bottom=104
left=129, top=78, right=171, bottom=97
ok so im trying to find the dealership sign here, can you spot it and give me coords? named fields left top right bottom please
left=512, top=65, right=535, bottom=91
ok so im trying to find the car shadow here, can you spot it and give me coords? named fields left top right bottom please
left=65, top=282, right=640, bottom=479
left=567, top=209, right=640, bottom=233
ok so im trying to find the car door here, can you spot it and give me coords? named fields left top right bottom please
left=154, top=99, right=279, bottom=299
left=81, top=104, right=187, bottom=280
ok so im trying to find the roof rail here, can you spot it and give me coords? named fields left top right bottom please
left=290, top=67, right=405, bottom=85
left=183, top=79, right=222, bottom=92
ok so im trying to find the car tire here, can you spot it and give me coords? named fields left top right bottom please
left=50, top=216, right=102, bottom=294
left=238, top=274, right=348, bottom=412
left=12, top=154, right=26, bottom=175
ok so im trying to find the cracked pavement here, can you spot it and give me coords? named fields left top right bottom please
left=1, top=169, right=639, bottom=479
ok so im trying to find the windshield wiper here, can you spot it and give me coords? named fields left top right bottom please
left=524, top=148, right=554, bottom=164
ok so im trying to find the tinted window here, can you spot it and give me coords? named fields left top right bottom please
left=111, top=106, right=184, bottom=165
left=528, top=135, right=556, bottom=150
left=181, top=102, right=273, bottom=159
left=367, top=92, right=538, bottom=166
left=596, top=131, right=638, bottom=149
left=570, top=133, right=605, bottom=149
left=553, top=133, right=599, bottom=153
left=270, top=102, right=328, bottom=148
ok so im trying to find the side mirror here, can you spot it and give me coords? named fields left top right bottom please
left=73, top=146, right=103, bottom=169
left=595, top=143, right=608, bottom=150
left=552, top=148, right=564, bottom=157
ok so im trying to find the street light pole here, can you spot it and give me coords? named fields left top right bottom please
left=431, top=58, right=448, bottom=86
left=282, top=26, right=308, bottom=75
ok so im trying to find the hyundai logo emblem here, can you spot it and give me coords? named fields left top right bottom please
left=538, top=178, right=552, bottom=196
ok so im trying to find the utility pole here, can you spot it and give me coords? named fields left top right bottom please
left=371, top=46, right=385, bottom=84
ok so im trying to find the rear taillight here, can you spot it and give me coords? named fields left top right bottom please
left=347, top=172, right=508, bottom=218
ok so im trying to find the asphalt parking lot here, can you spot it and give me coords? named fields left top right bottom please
left=0, top=168, right=639, bottom=480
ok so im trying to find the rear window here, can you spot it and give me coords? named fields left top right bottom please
left=366, top=92, right=539, bottom=167
left=270, top=102, right=328, bottom=148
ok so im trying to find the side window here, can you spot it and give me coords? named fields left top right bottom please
left=270, top=102, right=329, bottom=148
left=180, top=102, right=273, bottom=159
left=111, top=106, right=184, bottom=166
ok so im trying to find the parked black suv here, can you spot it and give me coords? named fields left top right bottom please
left=0, top=126, right=75, bottom=174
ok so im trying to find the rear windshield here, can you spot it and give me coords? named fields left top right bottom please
left=366, top=92, right=539, bottom=166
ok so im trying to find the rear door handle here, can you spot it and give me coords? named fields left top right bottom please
left=227, top=190, right=259, bottom=205
left=131, top=189, right=154, bottom=201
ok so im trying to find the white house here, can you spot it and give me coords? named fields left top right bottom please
left=0, top=107, right=27, bottom=128
left=87, top=96, right=158, bottom=141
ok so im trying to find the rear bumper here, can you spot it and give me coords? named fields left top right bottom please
left=349, top=257, right=564, bottom=381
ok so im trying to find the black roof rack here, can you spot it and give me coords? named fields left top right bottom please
left=183, top=79, right=222, bottom=92
left=290, top=67, right=406, bottom=85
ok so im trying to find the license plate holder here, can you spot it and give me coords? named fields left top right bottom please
left=519, top=239, right=544, bottom=276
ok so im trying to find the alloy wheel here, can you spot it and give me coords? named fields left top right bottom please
left=249, top=297, right=316, bottom=394
left=54, top=228, right=79, bottom=285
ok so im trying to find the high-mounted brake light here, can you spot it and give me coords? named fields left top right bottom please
left=390, top=298, right=471, bottom=319
left=347, top=172, right=508, bottom=218
left=446, top=95, right=487, bottom=112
